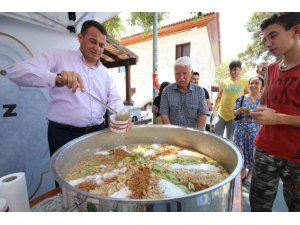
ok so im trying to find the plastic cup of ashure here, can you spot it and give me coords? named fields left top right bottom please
left=241, top=107, right=250, bottom=113
left=109, top=110, right=130, bottom=133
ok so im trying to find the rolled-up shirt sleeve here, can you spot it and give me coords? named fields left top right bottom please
left=7, top=50, right=59, bottom=88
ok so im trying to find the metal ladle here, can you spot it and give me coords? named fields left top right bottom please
left=83, top=91, right=130, bottom=121
left=82, top=90, right=117, bottom=114
left=57, top=74, right=118, bottom=114
left=57, top=74, right=117, bottom=114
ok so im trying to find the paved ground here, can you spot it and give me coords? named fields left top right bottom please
left=242, top=180, right=288, bottom=212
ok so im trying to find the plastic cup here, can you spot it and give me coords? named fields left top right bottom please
left=109, top=114, right=130, bottom=133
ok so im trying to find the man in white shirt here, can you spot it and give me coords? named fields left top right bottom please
left=7, top=20, right=124, bottom=156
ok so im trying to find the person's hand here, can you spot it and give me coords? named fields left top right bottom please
left=238, top=107, right=250, bottom=114
left=250, top=106, right=277, bottom=125
left=126, top=119, right=134, bottom=132
left=56, top=71, right=84, bottom=93
left=211, top=110, right=217, bottom=119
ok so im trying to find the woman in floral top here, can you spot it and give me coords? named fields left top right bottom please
left=233, top=76, right=264, bottom=185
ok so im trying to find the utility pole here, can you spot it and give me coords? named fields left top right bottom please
left=152, top=12, right=158, bottom=123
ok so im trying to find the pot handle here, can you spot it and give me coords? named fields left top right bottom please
left=109, top=201, right=118, bottom=212
left=166, top=201, right=182, bottom=212
left=66, top=197, right=87, bottom=212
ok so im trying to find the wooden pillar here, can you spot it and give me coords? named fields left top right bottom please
left=125, top=63, right=132, bottom=105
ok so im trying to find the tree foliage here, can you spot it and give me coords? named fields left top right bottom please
left=238, top=12, right=274, bottom=67
left=128, top=12, right=169, bottom=33
left=102, top=16, right=125, bottom=40
left=215, top=60, right=231, bottom=84
left=215, top=60, right=250, bottom=85
left=102, top=13, right=169, bottom=39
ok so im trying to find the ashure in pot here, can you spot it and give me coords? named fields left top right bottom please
left=64, top=143, right=230, bottom=199
left=51, top=125, right=243, bottom=212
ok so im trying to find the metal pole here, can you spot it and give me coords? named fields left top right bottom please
left=125, top=63, right=132, bottom=104
left=153, top=12, right=158, bottom=75
left=152, top=12, right=158, bottom=123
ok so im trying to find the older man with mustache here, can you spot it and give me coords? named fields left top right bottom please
left=160, top=56, right=209, bottom=130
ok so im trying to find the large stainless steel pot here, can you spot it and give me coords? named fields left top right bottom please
left=50, top=125, right=242, bottom=212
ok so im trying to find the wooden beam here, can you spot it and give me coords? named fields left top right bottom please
left=103, top=58, right=137, bottom=68
left=125, top=64, right=131, bottom=103
left=103, top=49, right=120, bottom=61
left=100, top=57, right=109, bottom=66
left=107, top=35, right=139, bottom=59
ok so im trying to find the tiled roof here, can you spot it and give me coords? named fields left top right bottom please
left=121, top=12, right=216, bottom=42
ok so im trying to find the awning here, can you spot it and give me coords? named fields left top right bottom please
left=103, top=36, right=138, bottom=68
left=0, top=12, right=138, bottom=68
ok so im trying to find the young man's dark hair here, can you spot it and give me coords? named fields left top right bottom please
left=80, top=20, right=107, bottom=35
left=192, top=71, right=199, bottom=76
left=260, top=12, right=300, bottom=31
left=229, top=60, right=242, bottom=70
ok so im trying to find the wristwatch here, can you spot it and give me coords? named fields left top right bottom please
left=55, top=73, right=64, bottom=87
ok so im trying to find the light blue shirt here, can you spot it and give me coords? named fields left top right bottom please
left=7, top=49, right=124, bottom=127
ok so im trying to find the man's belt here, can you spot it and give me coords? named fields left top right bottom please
left=48, top=120, right=104, bottom=134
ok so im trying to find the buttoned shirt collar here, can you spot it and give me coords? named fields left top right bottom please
left=77, top=49, right=101, bottom=68
left=172, top=82, right=194, bottom=93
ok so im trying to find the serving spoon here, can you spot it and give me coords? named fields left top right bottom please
left=57, top=74, right=125, bottom=117
left=82, top=90, right=117, bottom=114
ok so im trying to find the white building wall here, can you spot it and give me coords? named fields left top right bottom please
left=112, top=26, right=216, bottom=107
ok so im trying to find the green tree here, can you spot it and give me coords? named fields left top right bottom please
left=238, top=12, right=274, bottom=67
left=128, top=12, right=169, bottom=33
left=102, top=13, right=169, bottom=39
left=215, top=60, right=231, bottom=85
left=102, top=16, right=125, bottom=40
